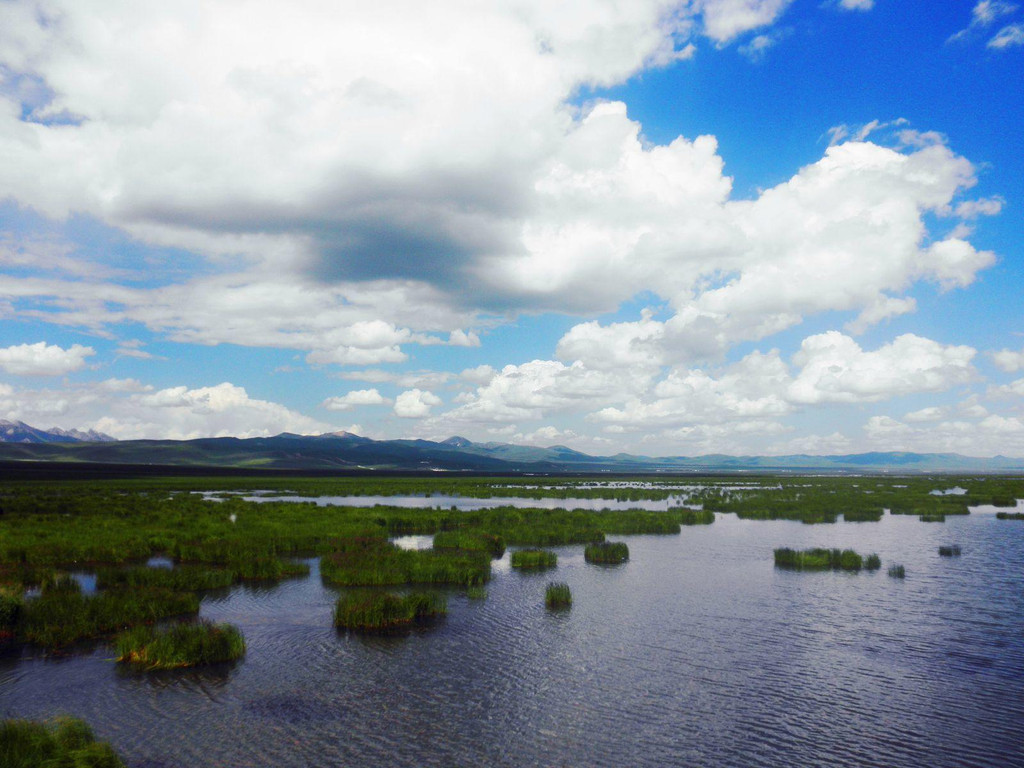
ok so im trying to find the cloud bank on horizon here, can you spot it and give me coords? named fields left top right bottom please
left=0, top=0, right=1022, bottom=456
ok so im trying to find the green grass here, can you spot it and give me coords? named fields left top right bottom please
left=96, top=565, right=235, bottom=592
left=545, top=582, right=572, bottom=610
left=433, top=529, right=506, bottom=559
left=584, top=541, right=629, bottom=565
left=672, top=508, right=715, bottom=525
left=864, top=553, right=882, bottom=570
left=465, top=585, right=488, bottom=600
left=938, top=545, right=962, bottom=557
left=996, top=512, right=1024, bottom=520
left=773, top=548, right=868, bottom=571
left=333, top=591, right=447, bottom=633
left=18, top=588, right=199, bottom=649
left=919, top=514, right=946, bottom=523
left=888, top=564, right=906, bottom=578
left=321, top=537, right=491, bottom=587
left=0, top=716, right=125, bottom=768
left=116, top=620, right=246, bottom=669
left=510, top=549, right=557, bottom=569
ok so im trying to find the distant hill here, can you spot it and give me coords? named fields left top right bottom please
left=0, top=420, right=116, bottom=444
left=0, top=423, right=1021, bottom=473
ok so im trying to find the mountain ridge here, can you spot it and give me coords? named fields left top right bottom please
left=0, top=421, right=1021, bottom=473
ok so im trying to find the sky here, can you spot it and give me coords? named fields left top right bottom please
left=0, top=0, right=1022, bottom=457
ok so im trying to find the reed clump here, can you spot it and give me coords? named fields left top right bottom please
left=0, top=590, right=22, bottom=642
left=938, top=545, right=962, bottom=557
left=96, top=565, right=235, bottom=592
left=545, top=582, right=571, bottom=609
left=773, top=548, right=866, bottom=571
left=864, top=553, right=882, bottom=570
left=919, top=514, right=946, bottom=523
left=0, top=716, right=125, bottom=768
left=888, top=564, right=906, bottom=578
left=510, top=549, right=557, bottom=569
left=584, top=542, right=629, bottom=565
left=996, top=512, right=1024, bottom=520
left=116, top=620, right=246, bottom=669
left=333, top=591, right=446, bottom=633
left=466, top=585, right=488, bottom=600
left=433, top=529, right=506, bottom=559
left=19, top=588, right=199, bottom=649
left=321, top=537, right=490, bottom=587
left=672, top=508, right=715, bottom=525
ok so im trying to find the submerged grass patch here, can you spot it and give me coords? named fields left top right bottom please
left=584, top=542, right=629, bottom=565
left=888, top=564, right=906, bottom=578
left=938, top=545, right=962, bottom=557
left=773, top=548, right=877, bottom=572
left=0, top=716, right=125, bottom=768
left=996, top=512, right=1024, bottom=520
left=116, top=620, right=246, bottom=669
left=510, top=549, right=557, bottom=569
left=333, top=591, right=446, bottom=633
left=545, top=582, right=571, bottom=610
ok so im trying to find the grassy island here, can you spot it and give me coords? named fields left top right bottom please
left=334, top=591, right=446, bottom=633
left=0, top=717, right=125, bottom=768
left=584, top=542, right=629, bottom=565
left=510, top=549, right=558, bottom=569
left=116, top=620, right=246, bottom=669
left=545, top=582, right=572, bottom=610
left=773, top=548, right=880, bottom=572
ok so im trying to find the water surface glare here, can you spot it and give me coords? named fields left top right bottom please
left=2, top=513, right=1023, bottom=767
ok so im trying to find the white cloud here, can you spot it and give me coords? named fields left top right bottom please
left=954, top=196, right=1004, bottom=218
left=991, top=348, right=1024, bottom=372
left=336, top=368, right=453, bottom=390
left=948, top=2, right=1019, bottom=43
left=698, top=0, right=794, bottom=43
left=838, top=0, right=874, bottom=10
left=738, top=31, right=786, bottom=61
left=788, top=332, right=976, bottom=404
left=863, top=413, right=1024, bottom=456
left=322, top=389, right=390, bottom=411
left=0, top=341, right=95, bottom=375
left=904, top=406, right=950, bottom=423
left=989, top=22, right=1024, bottom=48
left=592, top=349, right=792, bottom=429
left=394, top=389, right=442, bottom=419
left=440, top=359, right=648, bottom=424
left=0, top=379, right=328, bottom=439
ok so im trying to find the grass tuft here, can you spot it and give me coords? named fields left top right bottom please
left=510, top=549, right=557, bottom=569
left=938, top=545, right=962, bottom=557
left=0, top=717, right=125, bottom=768
left=584, top=542, right=629, bottom=565
left=333, top=591, right=446, bottom=633
left=888, top=564, right=906, bottom=578
left=544, top=582, right=572, bottom=609
left=773, top=547, right=866, bottom=571
left=116, top=620, right=246, bottom=669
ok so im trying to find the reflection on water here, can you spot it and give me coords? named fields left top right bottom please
left=2, top=513, right=1024, bottom=767
left=202, top=492, right=698, bottom=511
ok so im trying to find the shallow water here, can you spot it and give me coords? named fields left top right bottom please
left=201, top=491, right=699, bottom=512
left=3, top=511, right=1024, bottom=767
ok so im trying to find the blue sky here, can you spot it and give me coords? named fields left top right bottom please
left=1, top=0, right=1022, bottom=456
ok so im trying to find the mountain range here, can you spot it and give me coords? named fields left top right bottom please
left=0, top=420, right=1022, bottom=473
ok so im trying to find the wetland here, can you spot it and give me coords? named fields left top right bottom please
left=1, top=473, right=1023, bottom=766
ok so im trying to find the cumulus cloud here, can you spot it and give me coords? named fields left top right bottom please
left=863, top=413, right=1024, bottom=456
left=0, top=379, right=329, bottom=439
left=838, top=0, right=874, bottom=10
left=0, top=341, right=95, bottom=375
left=788, top=332, right=976, bottom=404
left=698, top=0, right=794, bottom=43
left=991, top=348, right=1024, bottom=372
left=394, top=389, right=442, bottom=418
left=322, top=389, right=390, bottom=411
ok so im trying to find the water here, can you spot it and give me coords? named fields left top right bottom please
left=3, top=512, right=1024, bottom=767
left=200, top=491, right=698, bottom=512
